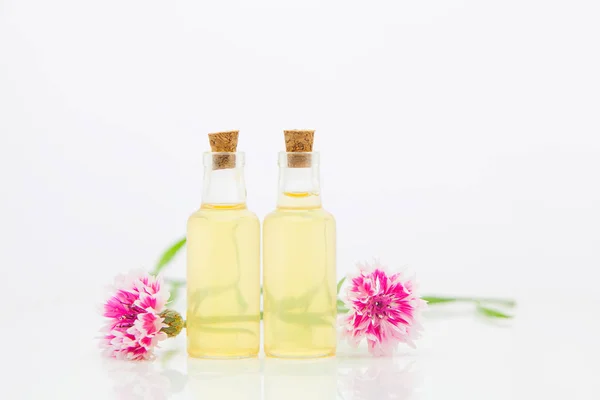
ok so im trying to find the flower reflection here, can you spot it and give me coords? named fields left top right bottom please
left=264, top=357, right=337, bottom=400
left=105, top=358, right=187, bottom=400
left=337, top=356, right=419, bottom=400
left=187, top=357, right=261, bottom=400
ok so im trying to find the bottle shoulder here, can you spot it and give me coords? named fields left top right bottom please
left=188, top=207, right=258, bottom=223
left=320, top=207, right=335, bottom=220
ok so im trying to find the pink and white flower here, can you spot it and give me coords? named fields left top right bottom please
left=100, top=271, right=170, bottom=361
left=339, top=260, right=427, bottom=356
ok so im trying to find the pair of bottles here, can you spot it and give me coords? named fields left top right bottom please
left=186, top=130, right=336, bottom=359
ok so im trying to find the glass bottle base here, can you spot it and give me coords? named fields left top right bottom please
left=188, top=350, right=259, bottom=359
left=265, top=348, right=336, bottom=359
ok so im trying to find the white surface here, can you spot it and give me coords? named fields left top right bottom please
left=9, top=300, right=600, bottom=399
left=1, top=0, right=599, bottom=399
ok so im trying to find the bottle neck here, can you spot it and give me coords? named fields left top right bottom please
left=201, top=152, right=247, bottom=208
left=277, top=152, right=322, bottom=209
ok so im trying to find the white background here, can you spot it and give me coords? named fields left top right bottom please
left=1, top=0, right=599, bottom=399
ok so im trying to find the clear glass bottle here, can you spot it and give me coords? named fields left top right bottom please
left=187, top=152, right=260, bottom=358
left=263, top=151, right=337, bottom=358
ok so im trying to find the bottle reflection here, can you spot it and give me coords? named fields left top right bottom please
left=337, top=356, right=419, bottom=400
left=105, top=350, right=417, bottom=400
left=264, top=357, right=337, bottom=400
left=187, top=357, right=261, bottom=400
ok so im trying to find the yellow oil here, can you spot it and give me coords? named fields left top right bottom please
left=263, top=192, right=336, bottom=358
left=186, top=203, right=260, bottom=358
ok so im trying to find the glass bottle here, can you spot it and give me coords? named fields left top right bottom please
left=187, top=151, right=260, bottom=358
left=263, top=151, right=337, bottom=358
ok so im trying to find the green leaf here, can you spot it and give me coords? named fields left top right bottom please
left=168, top=285, right=179, bottom=304
left=476, top=304, right=513, bottom=319
left=337, top=299, right=345, bottom=308
left=189, top=285, right=236, bottom=314
left=336, top=277, right=346, bottom=294
left=422, top=296, right=458, bottom=304
left=168, top=281, right=185, bottom=304
left=165, top=278, right=187, bottom=286
left=271, top=284, right=321, bottom=313
left=337, top=307, right=349, bottom=314
left=153, top=237, right=186, bottom=275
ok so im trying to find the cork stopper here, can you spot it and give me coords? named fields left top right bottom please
left=208, top=130, right=238, bottom=169
left=284, top=129, right=315, bottom=167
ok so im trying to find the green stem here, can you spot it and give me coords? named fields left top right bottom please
left=422, top=295, right=516, bottom=307
left=178, top=296, right=515, bottom=331
left=180, top=297, right=513, bottom=331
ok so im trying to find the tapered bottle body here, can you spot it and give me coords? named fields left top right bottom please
left=187, top=152, right=260, bottom=358
left=263, top=152, right=337, bottom=358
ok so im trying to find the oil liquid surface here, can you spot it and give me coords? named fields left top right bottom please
left=187, top=204, right=260, bottom=358
left=263, top=194, right=336, bottom=358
